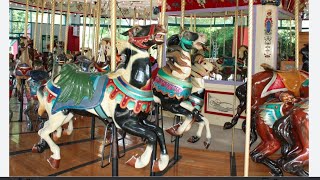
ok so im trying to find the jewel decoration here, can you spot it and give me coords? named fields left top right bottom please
left=264, top=10, right=273, bottom=59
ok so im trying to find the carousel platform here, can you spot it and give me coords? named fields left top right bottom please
left=9, top=97, right=295, bottom=177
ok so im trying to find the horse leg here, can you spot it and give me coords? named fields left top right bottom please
left=282, top=110, right=309, bottom=176
left=250, top=116, right=282, bottom=176
left=141, top=119, right=169, bottom=172
left=24, top=99, right=34, bottom=131
left=187, top=115, right=212, bottom=149
left=63, top=119, right=74, bottom=135
left=120, top=120, right=156, bottom=169
left=38, top=112, right=74, bottom=169
left=224, top=83, right=246, bottom=129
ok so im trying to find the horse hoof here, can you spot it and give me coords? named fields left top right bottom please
left=204, top=141, right=211, bottom=149
left=47, top=157, right=60, bottom=169
left=165, top=127, right=180, bottom=136
left=223, top=122, right=233, bottom=129
left=165, top=124, right=181, bottom=136
left=125, top=154, right=139, bottom=168
left=187, top=136, right=200, bottom=143
left=152, top=159, right=161, bottom=172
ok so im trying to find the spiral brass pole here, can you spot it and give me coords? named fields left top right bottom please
left=24, top=0, right=29, bottom=37
left=33, top=0, right=40, bottom=49
left=95, top=0, right=101, bottom=62
left=64, top=0, right=70, bottom=53
left=50, top=0, right=56, bottom=53
left=157, top=0, right=166, bottom=68
left=58, top=0, right=63, bottom=41
left=244, top=0, right=254, bottom=176
left=110, top=0, right=117, bottom=72
left=92, top=7, right=96, bottom=58
left=144, top=8, right=147, bottom=25
left=181, top=0, right=185, bottom=31
left=209, top=13, right=213, bottom=58
left=82, top=0, right=88, bottom=54
left=295, top=0, right=300, bottom=69
left=232, top=0, right=239, bottom=157
left=38, top=0, right=45, bottom=50
left=87, top=1, right=92, bottom=48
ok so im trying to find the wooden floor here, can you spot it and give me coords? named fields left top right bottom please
left=9, top=100, right=298, bottom=177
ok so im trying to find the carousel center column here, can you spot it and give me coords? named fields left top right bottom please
left=253, top=0, right=280, bottom=73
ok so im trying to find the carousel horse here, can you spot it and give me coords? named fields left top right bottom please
left=273, top=99, right=309, bottom=176
left=152, top=31, right=212, bottom=143
left=93, top=38, right=124, bottom=72
left=223, top=63, right=309, bottom=145
left=249, top=92, right=308, bottom=176
left=150, top=49, right=217, bottom=148
left=300, top=44, right=309, bottom=72
left=32, top=24, right=169, bottom=172
left=215, top=45, right=248, bottom=81
left=9, top=53, right=16, bottom=121
left=14, top=36, right=34, bottom=102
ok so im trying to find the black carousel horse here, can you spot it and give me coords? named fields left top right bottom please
left=300, top=44, right=309, bottom=72
left=32, top=24, right=170, bottom=172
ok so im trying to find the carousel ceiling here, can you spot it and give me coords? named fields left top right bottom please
left=9, top=0, right=309, bottom=19
left=9, top=0, right=160, bottom=19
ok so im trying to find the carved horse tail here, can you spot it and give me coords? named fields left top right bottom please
left=223, top=83, right=247, bottom=130
left=223, top=82, right=258, bottom=146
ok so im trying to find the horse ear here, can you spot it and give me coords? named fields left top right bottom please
left=121, top=30, right=129, bottom=36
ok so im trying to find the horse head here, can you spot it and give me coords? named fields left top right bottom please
left=300, top=44, right=309, bottom=63
left=180, top=30, right=207, bottom=51
left=121, top=24, right=167, bottom=49
left=76, top=55, right=94, bottom=72
left=191, top=54, right=218, bottom=78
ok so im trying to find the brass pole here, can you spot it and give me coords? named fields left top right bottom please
left=38, top=0, right=45, bottom=51
left=82, top=0, right=88, bottom=54
left=58, top=0, right=63, bottom=41
left=50, top=0, right=56, bottom=53
left=64, top=0, right=70, bottom=53
left=34, top=0, right=40, bottom=49
left=244, top=0, right=254, bottom=176
left=24, top=0, right=29, bottom=37
left=295, top=0, right=300, bottom=69
left=157, top=0, right=166, bottom=68
left=110, top=0, right=117, bottom=71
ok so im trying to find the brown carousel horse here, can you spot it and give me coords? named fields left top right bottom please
left=250, top=92, right=308, bottom=176
left=274, top=99, right=309, bottom=176
left=223, top=63, right=309, bottom=145
left=15, top=36, right=34, bottom=102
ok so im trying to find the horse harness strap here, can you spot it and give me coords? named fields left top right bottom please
left=179, top=37, right=193, bottom=52
left=129, top=25, right=156, bottom=50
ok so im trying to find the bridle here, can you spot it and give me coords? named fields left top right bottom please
left=128, top=24, right=156, bottom=50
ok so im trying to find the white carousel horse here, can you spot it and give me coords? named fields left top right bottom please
left=152, top=31, right=212, bottom=141
left=32, top=24, right=170, bottom=172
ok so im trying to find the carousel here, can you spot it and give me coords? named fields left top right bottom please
left=9, top=0, right=309, bottom=177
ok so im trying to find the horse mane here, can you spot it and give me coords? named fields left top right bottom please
left=261, top=63, right=275, bottom=71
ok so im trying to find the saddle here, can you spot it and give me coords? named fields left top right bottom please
left=51, top=64, right=109, bottom=114
left=261, top=63, right=308, bottom=97
left=15, top=63, right=32, bottom=77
